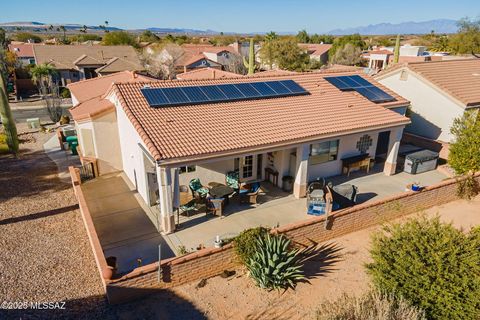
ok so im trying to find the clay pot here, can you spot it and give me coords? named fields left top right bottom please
left=102, top=266, right=114, bottom=280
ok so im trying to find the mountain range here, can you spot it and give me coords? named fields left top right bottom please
left=327, top=19, right=459, bottom=35
left=0, top=19, right=461, bottom=36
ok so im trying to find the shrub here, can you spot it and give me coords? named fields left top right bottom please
left=103, top=31, right=137, bottom=47
left=315, top=290, right=426, bottom=320
left=246, top=233, right=305, bottom=290
left=366, top=216, right=480, bottom=320
left=233, top=226, right=269, bottom=264
left=456, top=175, right=480, bottom=200
left=60, top=87, right=71, bottom=99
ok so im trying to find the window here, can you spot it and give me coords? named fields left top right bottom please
left=242, top=155, right=254, bottom=179
left=310, top=140, right=339, bottom=165
left=179, top=165, right=196, bottom=174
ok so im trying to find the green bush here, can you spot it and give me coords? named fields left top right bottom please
left=246, top=233, right=305, bottom=290
left=366, top=216, right=480, bottom=320
left=233, top=226, right=269, bottom=264
left=60, top=87, right=71, bottom=98
left=315, top=290, right=426, bottom=320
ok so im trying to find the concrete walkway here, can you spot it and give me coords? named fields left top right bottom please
left=81, top=172, right=175, bottom=274
left=43, top=134, right=80, bottom=183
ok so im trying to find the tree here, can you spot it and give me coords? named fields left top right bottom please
left=59, top=25, right=66, bottom=42
left=30, top=63, right=58, bottom=96
left=99, top=20, right=110, bottom=33
left=0, top=61, right=19, bottom=154
left=329, top=34, right=366, bottom=61
left=296, top=29, right=310, bottom=43
left=139, top=30, right=160, bottom=43
left=141, top=43, right=184, bottom=79
left=80, top=25, right=88, bottom=33
left=259, top=38, right=309, bottom=71
left=309, top=34, right=334, bottom=44
left=0, top=28, right=6, bottom=48
left=331, top=43, right=364, bottom=66
left=393, top=34, right=400, bottom=64
left=102, top=31, right=137, bottom=47
left=264, top=31, right=278, bottom=42
left=367, top=217, right=480, bottom=320
left=449, top=111, right=480, bottom=175
left=449, top=17, right=480, bottom=56
left=431, top=35, right=450, bottom=52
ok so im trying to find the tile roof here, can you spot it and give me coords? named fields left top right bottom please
left=67, top=71, right=154, bottom=104
left=95, top=57, right=145, bottom=74
left=8, top=43, right=35, bottom=58
left=299, top=43, right=333, bottom=56
left=69, top=97, right=115, bottom=121
left=32, top=45, right=142, bottom=70
left=111, top=71, right=410, bottom=162
left=247, top=70, right=297, bottom=77
left=377, top=59, right=480, bottom=107
left=176, top=67, right=242, bottom=80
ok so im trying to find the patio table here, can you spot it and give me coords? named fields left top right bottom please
left=209, top=185, right=234, bottom=205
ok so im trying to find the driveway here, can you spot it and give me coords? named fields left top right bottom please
left=81, top=172, right=175, bottom=274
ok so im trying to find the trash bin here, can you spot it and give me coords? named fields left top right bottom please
left=404, top=150, right=439, bottom=174
left=70, top=141, right=78, bottom=155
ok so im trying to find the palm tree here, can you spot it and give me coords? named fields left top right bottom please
left=0, top=73, right=18, bottom=154
left=30, top=63, right=58, bottom=95
left=59, top=25, right=66, bottom=42
left=80, top=25, right=88, bottom=33
left=104, top=20, right=109, bottom=33
left=264, top=31, right=278, bottom=42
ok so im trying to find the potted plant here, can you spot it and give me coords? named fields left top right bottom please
left=282, top=175, right=294, bottom=192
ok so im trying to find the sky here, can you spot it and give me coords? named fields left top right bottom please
left=1, top=0, right=479, bottom=33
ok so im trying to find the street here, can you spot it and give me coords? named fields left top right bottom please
left=10, top=103, right=72, bottom=124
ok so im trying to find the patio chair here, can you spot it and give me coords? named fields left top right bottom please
left=206, top=197, right=224, bottom=217
left=189, top=178, right=209, bottom=200
left=179, top=199, right=198, bottom=217
left=239, top=182, right=261, bottom=204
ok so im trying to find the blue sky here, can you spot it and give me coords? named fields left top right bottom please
left=1, top=0, right=478, bottom=33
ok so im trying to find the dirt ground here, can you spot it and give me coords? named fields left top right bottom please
left=1, top=125, right=479, bottom=319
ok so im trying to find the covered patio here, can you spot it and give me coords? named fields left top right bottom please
left=164, top=163, right=448, bottom=252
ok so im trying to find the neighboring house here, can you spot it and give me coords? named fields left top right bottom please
left=176, top=67, right=242, bottom=80
left=364, top=45, right=442, bottom=72
left=299, top=43, right=332, bottom=64
left=8, top=43, right=36, bottom=66
left=151, top=44, right=242, bottom=74
left=68, top=71, right=155, bottom=174
left=375, top=59, right=480, bottom=143
left=78, top=71, right=410, bottom=233
left=32, top=45, right=144, bottom=86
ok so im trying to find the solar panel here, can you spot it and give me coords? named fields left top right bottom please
left=324, top=75, right=395, bottom=103
left=141, top=80, right=309, bottom=107
left=281, top=80, right=307, bottom=94
left=234, top=83, right=261, bottom=97
left=181, top=86, right=210, bottom=103
left=265, top=81, right=291, bottom=95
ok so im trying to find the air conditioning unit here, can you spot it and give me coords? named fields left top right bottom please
left=26, top=118, right=40, bottom=129
left=62, top=125, right=76, bottom=137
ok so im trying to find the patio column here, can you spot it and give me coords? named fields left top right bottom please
left=157, top=165, right=175, bottom=234
left=384, top=128, right=403, bottom=176
left=293, top=144, right=310, bottom=199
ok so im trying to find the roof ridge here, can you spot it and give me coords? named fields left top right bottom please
left=67, top=70, right=135, bottom=87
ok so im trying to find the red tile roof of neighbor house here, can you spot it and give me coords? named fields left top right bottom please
left=110, top=71, right=410, bottom=162
left=68, top=71, right=155, bottom=120
left=299, top=44, right=333, bottom=56
left=377, top=59, right=480, bottom=107
left=69, top=97, right=115, bottom=121
left=8, top=43, right=35, bottom=57
left=176, top=68, right=242, bottom=80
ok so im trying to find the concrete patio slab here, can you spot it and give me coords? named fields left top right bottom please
left=43, top=134, right=80, bottom=183
left=81, top=172, right=175, bottom=274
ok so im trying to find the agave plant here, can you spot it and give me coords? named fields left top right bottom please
left=246, top=233, right=306, bottom=290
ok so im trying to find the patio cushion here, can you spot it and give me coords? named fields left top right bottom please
left=251, top=182, right=260, bottom=193
left=226, top=171, right=239, bottom=189
left=189, top=178, right=209, bottom=196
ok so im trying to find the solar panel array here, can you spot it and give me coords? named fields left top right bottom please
left=141, top=80, right=309, bottom=107
left=324, top=75, right=396, bottom=103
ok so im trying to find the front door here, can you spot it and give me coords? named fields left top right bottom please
left=240, top=155, right=257, bottom=182
left=376, top=131, right=391, bottom=158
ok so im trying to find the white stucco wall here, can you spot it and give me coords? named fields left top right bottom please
left=115, top=101, right=151, bottom=204
left=75, top=120, right=95, bottom=157
left=92, top=111, right=123, bottom=174
left=378, top=71, right=465, bottom=142
left=178, top=159, right=235, bottom=187
left=307, top=127, right=404, bottom=180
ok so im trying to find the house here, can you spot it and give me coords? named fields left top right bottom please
left=8, top=42, right=36, bottom=66
left=364, top=45, right=442, bottom=72
left=176, top=67, right=242, bottom=80
left=375, top=59, right=480, bottom=143
left=32, top=45, right=144, bottom=86
left=150, top=44, right=242, bottom=75
left=299, top=43, right=332, bottom=64
left=74, top=70, right=410, bottom=233
left=68, top=71, right=155, bottom=174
